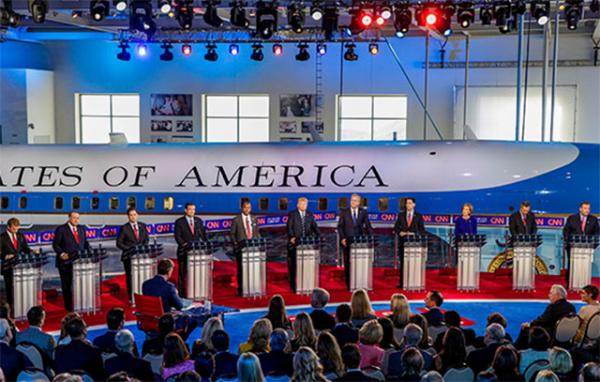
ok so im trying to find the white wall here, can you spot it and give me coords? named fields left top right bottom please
left=26, top=69, right=56, bottom=143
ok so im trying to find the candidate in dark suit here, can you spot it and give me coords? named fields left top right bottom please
left=230, top=200, right=261, bottom=295
left=52, top=212, right=90, bottom=312
left=509, top=201, right=538, bottom=235
left=0, top=217, right=31, bottom=310
left=337, top=194, right=374, bottom=290
left=454, top=203, right=477, bottom=236
left=286, top=197, right=320, bottom=292
left=393, top=197, right=426, bottom=287
left=174, top=202, right=208, bottom=298
left=116, top=208, right=150, bottom=302
left=562, top=201, right=599, bottom=285
left=142, top=258, right=183, bottom=312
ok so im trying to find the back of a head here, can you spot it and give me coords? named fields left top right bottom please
left=310, top=288, right=330, bottom=309
left=401, top=347, right=424, bottom=376
left=549, top=347, right=573, bottom=375
left=66, top=317, right=87, bottom=339
left=106, top=371, right=130, bottom=382
left=178, top=370, right=202, bottom=382
left=269, top=328, right=288, bottom=352
left=476, top=371, right=498, bottom=382
left=404, top=323, right=424, bottom=346
left=492, top=345, right=518, bottom=373
left=421, top=371, right=444, bottom=382
left=52, top=373, right=84, bottom=382
left=211, top=329, right=230, bottom=352
left=535, top=370, right=560, bottom=382
left=27, top=306, right=45, bottom=327
left=529, top=326, right=551, bottom=351
left=487, top=313, right=508, bottom=328
left=359, top=320, right=383, bottom=346
left=336, top=304, right=352, bottom=323
left=163, top=333, right=189, bottom=367
left=579, top=362, right=600, bottom=382
left=486, top=323, right=506, bottom=343
left=158, top=314, right=175, bottom=335
left=342, top=343, right=361, bottom=370
left=157, top=258, right=173, bottom=276
left=444, top=310, right=461, bottom=327
left=115, top=329, right=134, bottom=353
left=237, top=352, right=264, bottom=382
left=106, top=308, right=125, bottom=330
left=429, top=290, right=444, bottom=307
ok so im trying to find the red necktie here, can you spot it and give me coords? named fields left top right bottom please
left=581, top=217, right=586, bottom=232
left=189, top=219, right=195, bottom=235
left=408, top=213, right=413, bottom=227
left=133, top=224, right=139, bottom=241
left=12, top=233, right=18, bottom=250
left=522, top=216, right=527, bottom=228
left=245, top=217, right=252, bottom=240
left=72, top=227, right=80, bottom=244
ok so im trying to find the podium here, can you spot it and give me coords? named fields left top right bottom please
left=453, top=234, right=486, bottom=291
left=295, top=237, right=324, bottom=295
left=510, top=234, right=542, bottom=291
left=124, top=242, right=163, bottom=301
left=349, top=236, right=376, bottom=291
left=2, top=251, right=48, bottom=320
left=566, top=235, right=599, bottom=290
left=186, top=241, right=221, bottom=301
left=402, top=235, right=428, bottom=291
left=71, top=246, right=107, bottom=313
left=239, top=238, right=270, bottom=298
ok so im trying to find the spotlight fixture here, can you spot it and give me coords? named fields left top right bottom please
left=288, top=2, right=304, bottom=33
left=158, top=0, right=171, bottom=14
left=182, top=43, right=192, bottom=56
left=256, top=1, right=278, bottom=39
left=296, top=43, right=310, bottom=61
left=316, top=43, right=327, bottom=55
left=160, top=42, right=174, bottom=61
left=493, top=0, right=511, bottom=29
left=499, top=18, right=514, bottom=33
left=379, top=3, right=392, bottom=19
left=203, top=0, right=224, bottom=27
left=393, top=2, right=412, bottom=34
left=176, top=0, right=195, bottom=29
left=136, top=43, right=148, bottom=57
left=1, top=1, right=21, bottom=27
left=272, top=43, right=283, bottom=55
left=113, top=0, right=128, bottom=12
left=310, top=0, right=323, bottom=20
left=91, top=0, right=109, bottom=22
left=369, top=42, right=379, bottom=55
left=348, top=6, right=372, bottom=35
left=205, top=43, right=218, bottom=61
left=250, top=43, right=264, bottom=61
left=322, top=5, right=338, bottom=40
left=229, top=43, right=240, bottom=55
left=531, top=0, right=550, bottom=25
left=28, top=0, right=47, bottom=23
left=416, top=2, right=440, bottom=27
left=456, top=1, right=474, bottom=28
left=230, top=0, right=249, bottom=27
left=117, top=41, right=131, bottom=61
left=130, top=0, right=157, bottom=38
left=564, top=0, right=582, bottom=30
left=344, top=43, right=358, bottom=61
left=479, top=2, right=493, bottom=25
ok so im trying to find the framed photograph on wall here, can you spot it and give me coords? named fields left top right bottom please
left=301, top=121, right=324, bottom=134
left=279, top=94, right=315, bottom=117
left=175, top=120, right=193, bottom=132
left=279, top=121, right=298, bottom=134
left=151, top=120, right=173, bottom=132
left=151, top=94, right=193, bottom=116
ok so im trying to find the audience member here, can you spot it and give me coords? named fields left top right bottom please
left=492, top=345, right=523, bottom=382
left=104, top=329, right=154, bottom=381
left=400, top=347, right=425, bottom=381
left=57, top=312, right=80, bottom=346
left=292, top=346, right=329, bottom=382
left=421, top=371, right=444, bottom=382
left=162, top=333, right=195, bottom=380
left=0, top=301, right=17, bottom=346
left=142, top=313, right=177, bottom=356
left=239, top=318, right=273, bottom=354
left=316, top=331, right=345, bottom=380
left=263, top=294, right=292, bottom=332
left=576, top=285, right=600, bottom=344
left=331, top=303, right=358, bottom=348
left=519, top=326, right=551, bottom=374
left=351, top=289, right=377, bottom=328
left=179, top=370, right=203, bottom=382
left=92, top=307, right=127, bottom=354
left=54, top=316, right=105, bottom=380
left=408, top=314, right=435, bottom=354
left=378, top=317, right=402, bottom=351
left=536, top=370, right=561, bottom=382
left=237, top=352, right=265, bottom=382
left=309, top=288, right=336, bottom=332
left=384, top=323, right=433, bottom=377
left=211, top=329, right=239, bottom=380
left=578, top=362, right=600, bottom=382
left=192, top=316, right=224, bottom=358
left=477, top=371, right=499, bottom=382
left=433, top=326, right=467, bottom=374
left=291, top=312, right=317, bottom=351
left=0, top=318, right=32, bottom=381
left=358, top=319, right=385, bottom=369
left=466, top=323, right=508, bottom=375
left=423, top=290, right=444, bottom=327
left=337, top=343, right=378, bottom=381
left=16, top=305, right=56, bottom=360
left=549, top=346, right=575, bottom=381
left=390, top=293, right=412, bottom=343
left=474, top=312, right=514, bottom=347
left=258, top=328, right=293, bottom=377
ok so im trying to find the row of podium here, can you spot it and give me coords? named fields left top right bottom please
left=2, top=234, right=598, bottom=320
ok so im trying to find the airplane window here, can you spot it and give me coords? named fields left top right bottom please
left=378, top=197, right=389, bottom=212
left=145, top=197, right=155, bottom=210
left=338, top=197, right=348, bottom=209
left=360, top=197, right=368, bottom=208
left=398, top=198, right=407, bottom=211
left=19, top=197, right=27, bottom=209
left=109, top=197, right=120, bottom=210
left=127, top=197, right=136, bottom=209
left=54, top=197, right=64, bottom=210
left=278, top=198, right=288, bottom=211
left=240, top=197, right=250, bottom=208
left=164, top=196, right=174, bottom=210
left=72, top=197, right=81, bottom=210
left=91, top=197, right=100, bottom=210
left=318, top=198, right=328, bottom=211
left=0, top=197, right=8, bottom=209
left=259, top=198, right=269, bottom=211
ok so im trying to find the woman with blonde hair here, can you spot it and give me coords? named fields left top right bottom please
left=549, top=346, right=574, bottom=380
left=316, top=332, right=344, bottom=379
left=291, top=312, right=317, bottom=351
left=455, top=202, right=477, bottom=236
left=194, top=316, right=223, bottom=353
left=239, top=318, right=273, bottom=354
left=292, top=346, right=330, bottom=382
left=350, top=289, right=377, bottom=328
left=390, top=293, right=411, bottom=341
left=237, top=352, right=266, bottom=382
left=358, top=319, right=385, bottom=369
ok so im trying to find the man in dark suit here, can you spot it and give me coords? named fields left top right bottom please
left=286, top=197, right=320, bottom=292
left=338, top=343, right=378, bottom=381
left=142, top=258, right=183, bottom=312
left=0, top=217, right=31, bottom=310
left=332, top=304, right=359, bottom=348
left=105, top=329, right=154, bottom=381
left=92, top=307, right=130, bottom=354
left=337, top=194, right=374, bottom=290
left=230, top=200, right=261, bottom=295
left=423, top=290, right=444, bottom=327
left=309, top=287, right=335, bottom=331
left=211, top=330, right=240, bottom=379
left=174, top=202, right=208, bottom=298
left=116, top=208, right=150, bottom=302
left=54, top=316, right=105, bottom=380
left=52, top=212, right=90, bottom=312
left=509, top=201, right=538, bottom=235
left=563, top=201, right=599, bottom=285
left=466, top=323, right=508, bottom=375
left=393, top=197, right=426, bottom=287
left=258, top=328, right=294, bottom=377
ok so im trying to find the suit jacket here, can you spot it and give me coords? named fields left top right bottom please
left=213, top=351, right=240, bottom=379
left=258, top=350, right=294, bottom=376
left=230, top=214, right=261, bottom=244
left=0, top=342, right=33, bottom=380
left=142, top=275, right=183, bottom=312
left=52, top=223, right=90, bottom=268
left=0, top=231, right=31, bottom=274
left=310, top=309, right=336, bottom=332
left=92, top=330, right=119, bottom=353
left=563, top=214, right=600, bottom=239
left=287, top=210, right=320, bottom=240
left=105, top=351, right=154, bottom=381
left=54, top=339, right=105, bottom=380
left=337, top=208, right=373, bottom=240
left=393, top=211, right=426, bottom=235
left=16, top=326, right=56, bottom=359
left=531, top=298, right=576, bottom=335
left=336, top=370, right=378, bottom=381
left=466, top=342, right=503, bottom=375
left=332, top=323, right=359, bottom=348
left=509, top=212, right=538, bottom=235
left=175, top=216, right=208, bottom=257
left=387, top=347, right=434, bottom=376
left=116, top=222, right=149, bottom=261
left=423, top=307, right=444, bottom=327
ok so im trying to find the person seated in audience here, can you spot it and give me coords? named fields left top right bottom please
left=390, top=293, right=412, bottom=343
left=385, top=323, right=434, bottom=377
left=142, top=313, right=177, bottom=356
left=57, top=312, right=80, bottom=346
left=104, top=329, right=154, bottom=381
left=291, top=312, right=317, bottom=351
left=162, top=333, right=195, bottom=380
left=433, top=327, right=468, bottom=374
left=258, top=328, right=293, bottom=377
left=518, top=285, right=576, bottom=348
left=433, top=310, right=474, bottom=352
left=399, top=347, right=425, bottom=381
left=316, top=331, right=345, bottom=380
left=16, top=305, right=56, bottom=360
left=351, top=289, right=377, bottom=328
left=421, top=370, right=444, bottom=382
left=474, top=312, right=514, bottom=348
left=211, top=330, right=239, bottom=380
left=549, top=347, right=575, bottom=382
left=263, top=294, right=292, bottom=332
left=92, top=307, right=129, bottom=355
left=292, top=346, right=329, bottom=382
left=0, top=302, right=17, bottom=346
left=239, top=318, right=273, bottom=355
left=476, top=371, right=499, bottom=382
left=408, top=314, right=435, bottom=354
left=309, top=288, right=336, bottom=332
left=179, top=370, right=203, bottom=382
left=378, top=317, right=402, bottom=351
left=237, top=352, right=265, bottom=382
left=52, top=372, right=85, bottom=382
left=466, top=323, right=508, bottom=375
left=519, top=326, right=551, bottom=374
left=423, top=290, right=444, bottom=327
left=536, top=370, right=561, bottom=382
left=0, top=318, right=33, bottom=381
left=337, top=343, right=378, bottom=381
left=491, top=345, right=523, bottom=382
left=578, top=362, right=600, bottom=382
left=142, top=258, right=184, bottom=312
left=332, top=303, right=358, bottom=349
left=358, top=319, right=385, bottom=369
left=576, top=285, right=600, bottom=345
left=54, top=316, right=106, bottom=380
left=191, top=316, right=224, bottom=375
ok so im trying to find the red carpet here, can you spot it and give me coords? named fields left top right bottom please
left=23, top=261, right=597, bottom=332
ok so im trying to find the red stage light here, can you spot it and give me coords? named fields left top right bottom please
left=425, top=12, right=437, bottom=25
left=375, top=16, right=385, bottom=26
left=272, top=43, right=283, bottom=56
left=182, top=44, right=192, bottom=56
left=360, top=13, right=373, bottom=26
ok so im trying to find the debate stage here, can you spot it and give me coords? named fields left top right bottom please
left=21, top=261, right=598, bottom=332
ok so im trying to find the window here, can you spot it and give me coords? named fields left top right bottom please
left=259, top=198, right=269, bottom=211
left=127, top=197, right=136, bottom=209
left=79, top=94, right=140, bottom=143
left=19, top=197, right=27, bottom=209
left=72, top=197, right=81, bottom=210
left=54, top=197, right=64, bottom=210
left=338, top=95, right=408, bottom=141
left=278, top=198, right=288, bottom=211
left=318, top=198, right=328, bottom=211
left=360, top=198, right=368, bottom=208
left=378, top=197, right=389, bottom=212
left=109, top=197, right=120, bottom=210
left=205, top=95, right=270, bottom=142
left=338, top=197, right=348, bottom=209
left=163, top=197, right=174, bottom=210
left=145, top=196, right=156, bottom=210
left=91, top=197, right=100, bottom=210
left=0, top=197, right=8, bottom=209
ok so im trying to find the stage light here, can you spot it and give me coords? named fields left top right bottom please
left=28, top=0, right=47, bottom=23
left=322, top=6, right=338, bottom=40
left=160, top=42, right=174, bottom=61
left=295, top=43, right=310, bottom=61
left=230, top=0, right=249, bottom=27
left=360, top=11, right=373, bottom=27
left=176, top=1, right=195, bottom=29
left=316, top=43, right=327, bottom=55
left=71, top=10, right=81, bottom=18
left=130, top=1, right=156, bottom=38
left=310, top=0, right=323, bottom=20
left=136, top=43, right=148, bottom=57
left=272, top=43, right=283, bottom=56
left=91, top=0, right=109, bottom=21
left=393, top=3, right=412, bottom=34
left=1, top=1, right=21, bottom=27
left=564, top=0, right=582, bottom=30
left=416, top=3, right=440, bottom=27
left=114, top=0, right=128, bottom=12
left=479, top=3, right=493, bottom=25
left=457, top=2, right=474, bottom=28
left=205, top=44, right=218, bottom=61
left=229, top=43, right=239, bottom=55
left=395, top=31, right=405, bottom=38
left=493, top=0, right=511, bottom=28
left=531, top=0, right=550, bottom=25
left=158, top=0, right=171, bottom=14
left=369, top=42, right=379, bottom=55
left=251, top=43, right=264, bottom=61
left=182, top=43, right=192, bottom=56
left=203, top=1, right=224, bottom=27
left=256, top=1, right=278, bottom=39
left=344, top=43, right=358, bottom=61
left=117, top=41, right=131, bottom=61
left=379, top=4, right=392, bottom=19
left=375, top=15, right=385, bottom=26
left=288, top=2, right=304, bottom=33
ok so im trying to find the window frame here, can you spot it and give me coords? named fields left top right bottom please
left=203, top=94, right=270, bottom=142
left=78, top=93, right=140, bottom=144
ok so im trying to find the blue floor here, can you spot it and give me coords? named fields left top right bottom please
left=85, top=300, right=584, bottom=353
